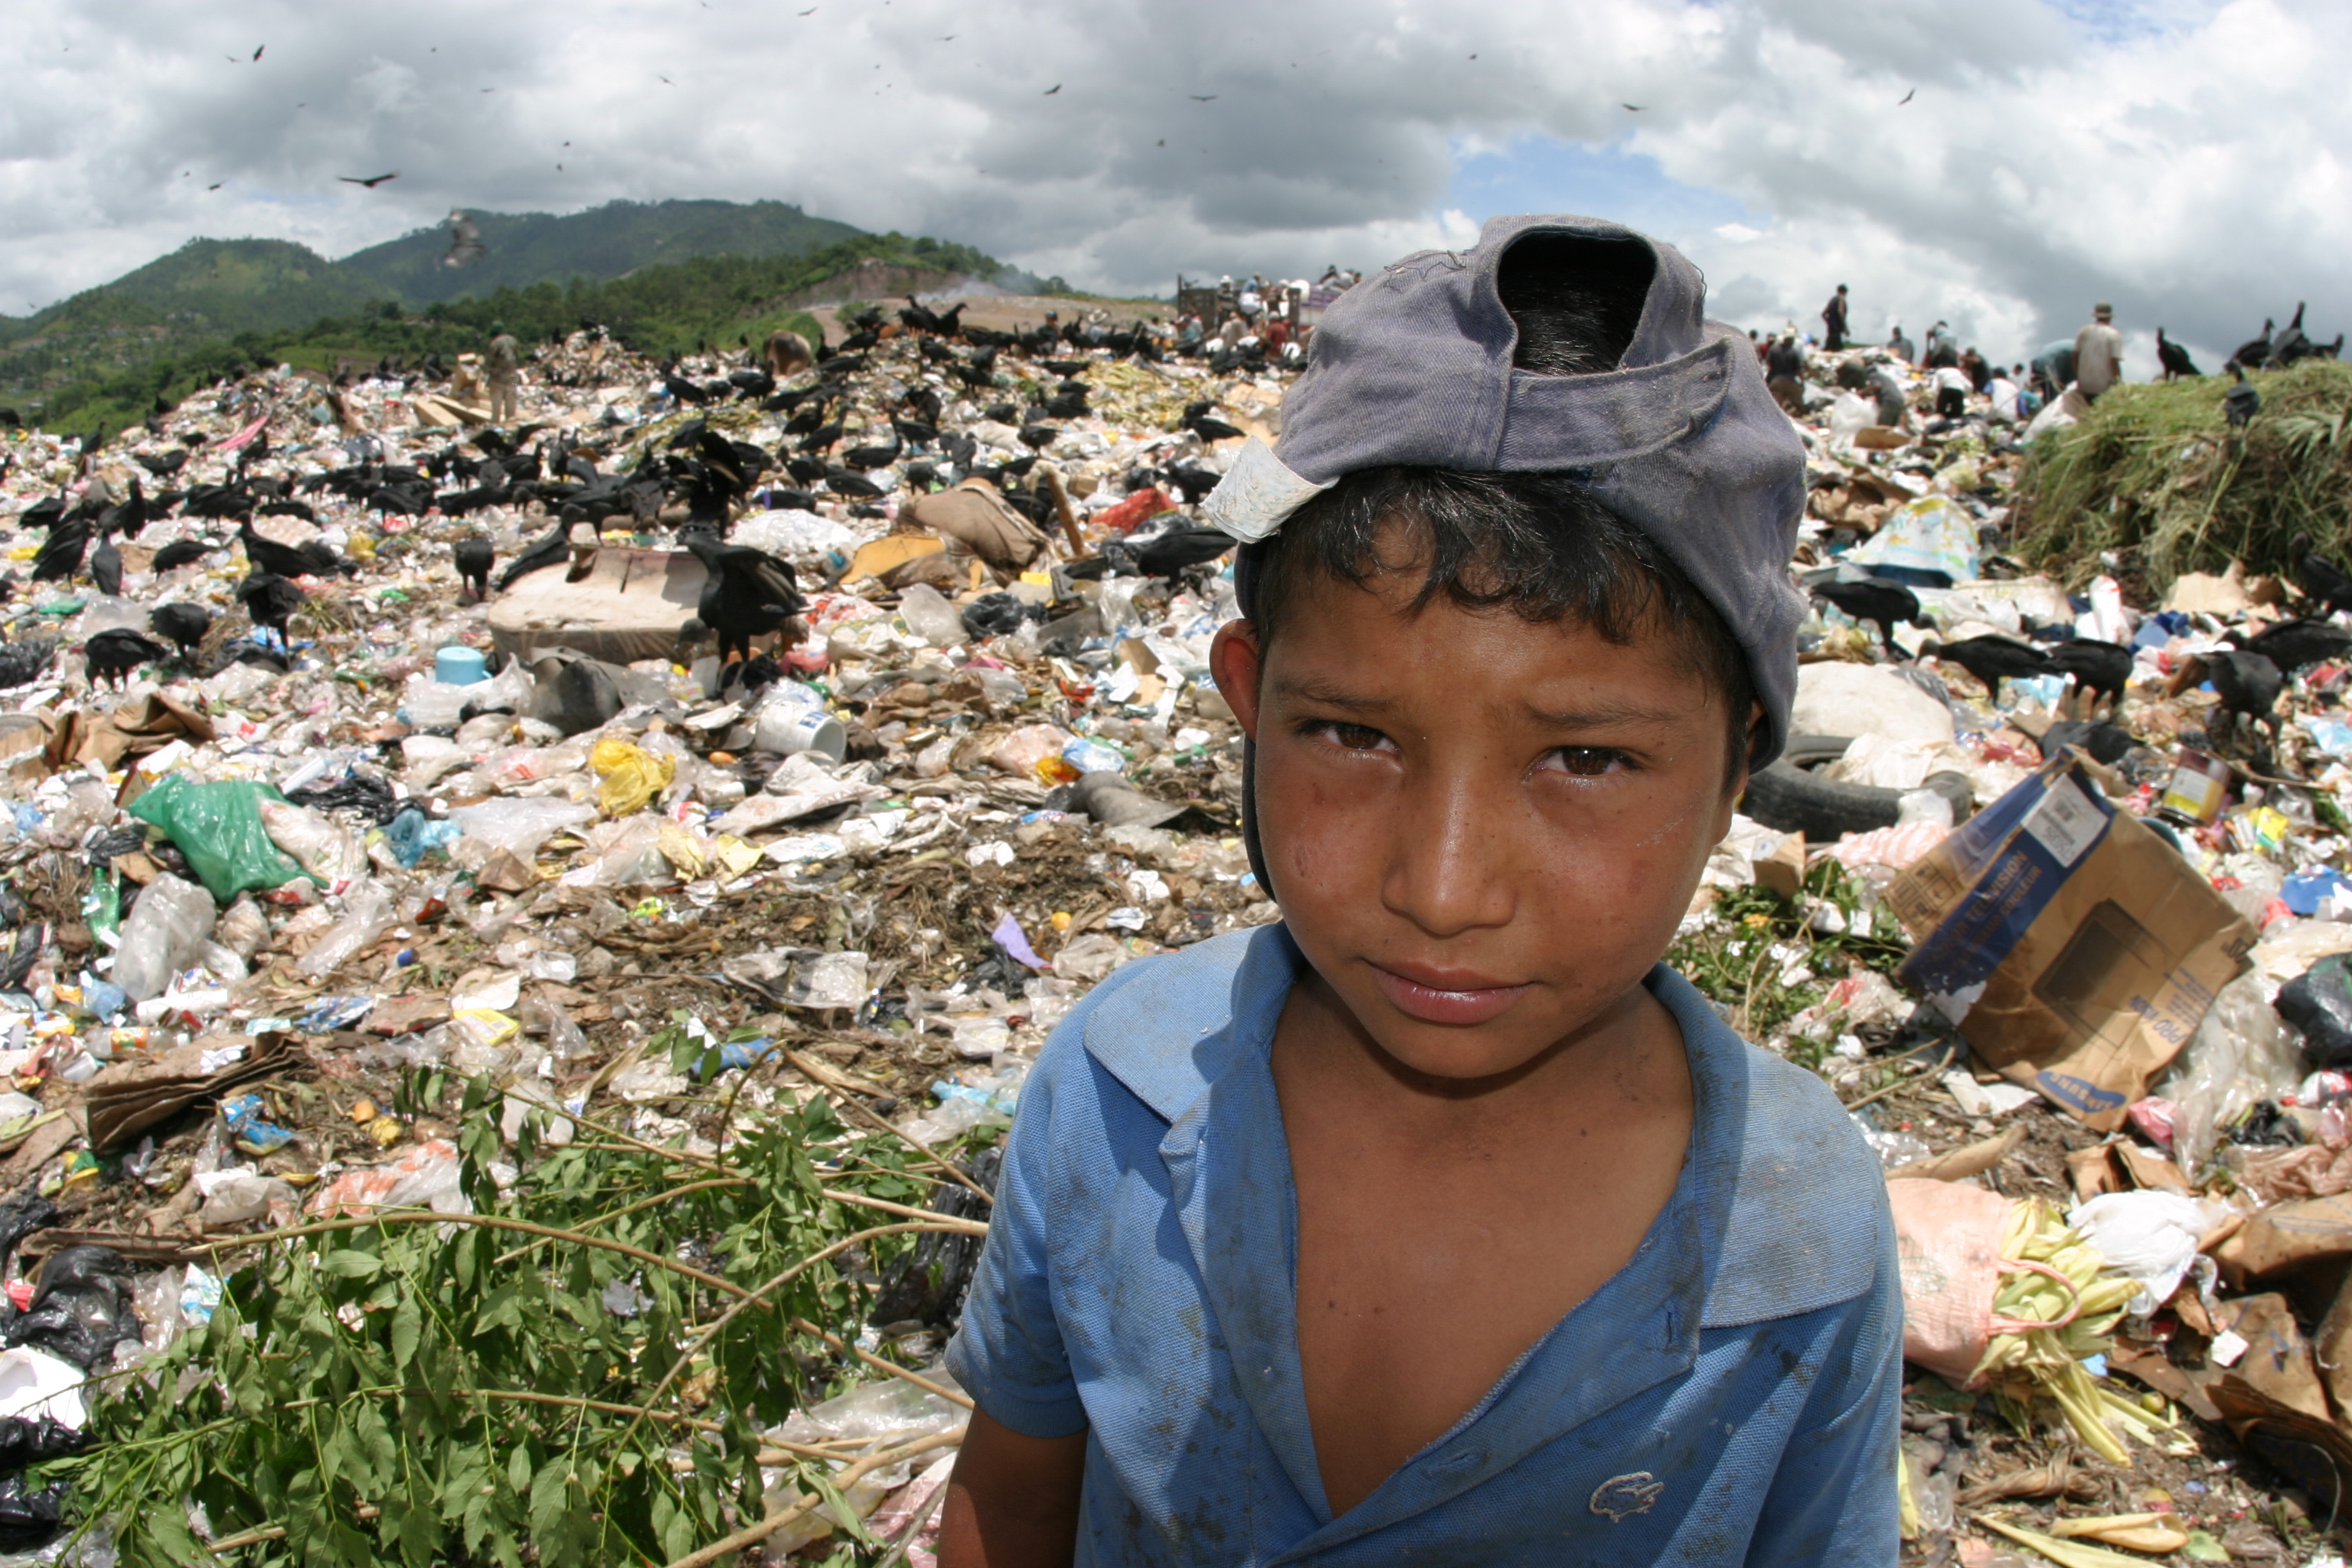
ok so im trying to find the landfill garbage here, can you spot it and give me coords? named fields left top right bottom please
left=0, top=281, right=2346, bottom=1560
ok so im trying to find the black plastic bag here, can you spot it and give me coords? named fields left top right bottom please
left=869, top=1146, right=1002, bottom=1330
left=0, top=1416, right=85, bottom=1471
left=960, top=592, right=1028, bottom=642
left=4, top=1246, right=139, bottom=1370
left=0, top=1472, right=64, bottom=1551
left=2279, top=954, right=2352, bottom=1067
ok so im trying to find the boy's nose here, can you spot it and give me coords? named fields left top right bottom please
left=1379, top=773, right=1517, bottom=939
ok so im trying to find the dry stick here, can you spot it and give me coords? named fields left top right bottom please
left=873, top=1475, right=952, bottom=1568
left=491, top=1175, right=752, bottom=1266
left=1841, top=1040, right=1962, bottom=1113
left=658, top=1426, right=968, bottom=1568
left=793, top=1316, right=973, bottom=1410
left=1038, top=464, right=1087, bottom=558
left=786, top=1047, right=994, bottom=1206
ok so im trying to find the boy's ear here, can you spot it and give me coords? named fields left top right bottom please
left=1210, top=621, right=1265, bottom=741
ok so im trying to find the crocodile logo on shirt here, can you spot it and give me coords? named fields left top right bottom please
left=1590, top=1472, right=1665, bottom=1522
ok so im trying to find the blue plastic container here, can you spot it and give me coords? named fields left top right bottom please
left=435, top=645, right=488, bottom=685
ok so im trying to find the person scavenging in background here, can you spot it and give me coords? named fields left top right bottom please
left=2076, top=302, right=2124, bottom=402
left=1823, top=283, right=1851, bottom=351
left=485, top=321, right=521, bottom=426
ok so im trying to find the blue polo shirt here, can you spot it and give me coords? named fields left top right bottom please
left=947, top=924, right=1902, bottom=1565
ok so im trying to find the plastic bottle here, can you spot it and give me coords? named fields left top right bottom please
left=113, top=875, right=217, bottom=1003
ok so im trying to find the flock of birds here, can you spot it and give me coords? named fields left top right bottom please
left=2152, top=303, right=2344, bottom=431
left=0, top=296, right=1246, bottom=701
left=1808, top=535, right=2352, bottom=766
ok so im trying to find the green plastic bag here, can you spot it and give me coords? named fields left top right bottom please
left=128, top=775, right=308, bottom=901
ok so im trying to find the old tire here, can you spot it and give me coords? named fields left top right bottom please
left=1743, top=735, right=1972, bottom=839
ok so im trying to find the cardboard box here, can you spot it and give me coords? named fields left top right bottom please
left=1887, top=758, right=2253, bottom=1129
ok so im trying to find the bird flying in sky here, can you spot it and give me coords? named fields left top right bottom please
left=338, top=172, right=398, bottom=188
left=1044, top=83, right=1061, bottom=94
left=1899, top=87, right=1916, bottom=104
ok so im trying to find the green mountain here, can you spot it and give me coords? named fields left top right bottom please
left=338, top=199, right=862, bottom=304
left=0, top=199, right=877, bottom=417
left=8, top=230, right=1008, bottom=437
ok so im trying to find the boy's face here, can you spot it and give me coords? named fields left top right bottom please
left=1211, top=561, right=1749, bottom=1082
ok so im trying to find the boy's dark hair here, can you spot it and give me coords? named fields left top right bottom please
left=1236, top=234, right=1757, bottom=779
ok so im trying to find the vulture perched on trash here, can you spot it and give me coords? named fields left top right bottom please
left=235, top=571, right=305, bottom=648
left=82, top=629, right=167, bottom=690
left=2294, top=534, right=2352, bottom=616
left=2155, top=330, right=2199, bottom=381
left=2231, top=617, right=2352, bottom=675
left=149, top=603, right=213, bottom=663
left=678, top=526, right=805, bottom=665
left=1809, top=577, right=1920, bottom=655
left=453, top=536, right=495, bottom=600
left=1919, top=633, right=2052, bottom=706
left=2201, top=649, right=2284, bottom=754
left=2040, top=638, right=2134, bottom=715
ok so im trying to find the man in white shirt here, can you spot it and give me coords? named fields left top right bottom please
left=2076, top=303, right=2124, bottom=401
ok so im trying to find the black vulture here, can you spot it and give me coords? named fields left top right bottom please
left=30, top=511, right=91, bottom=584
left=83, top=629, right=166, bottom=689
left=678, top=527, right=804, bottom=664
left=1923, top=633, right=2052, bottom=704
left=151, top=537, right=213, bottom=573
left=2233, top=616, right=2352, bottom=673
left=2040, top=638, right=2132, bottom=714
left=2039, top=720, right=2135, bottom=768
left=841, top=438, right=902, bottom=472
left=235, top=571, right=305, bottom=647
left=149, top=603, right=213, bottom=662
left=1130, top=527, right=1237, bottom=580
left=87, top=534, right=122, bottom=598
left=496, top=518, right=572, bottom=590
left=2154, top=329, right=2199, bottom=381
left=2201, top=648, right=2276, bottom=752
left=2225, top=364, right=2260, bottom=428
left=132, top=448, right=189, bottom=478
left=2294, top=534, right=2352, bottom=615
left=2203, top=649, right=2283, bottom=753
left=2229, top=318, right=2273, bottom=371
left=453, top=537, right=495, bottom=600
left=237, top=519, right=347, bottom=580
left=2265, top=302, right=2310, bottom=368
left=1810, top=577, right=1920, bottom=653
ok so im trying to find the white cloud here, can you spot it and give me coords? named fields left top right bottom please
left=0, top=0, right=2341, bottom=370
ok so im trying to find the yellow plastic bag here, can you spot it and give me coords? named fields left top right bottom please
left=591, top=738, right=675, bottom=816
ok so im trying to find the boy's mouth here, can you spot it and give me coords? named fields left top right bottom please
left=1367, top=962, right=1531, bottom=1027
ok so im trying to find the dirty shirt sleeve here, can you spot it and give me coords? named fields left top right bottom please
left=1743, top=1220, right=1903, bottom=1566
left=944, top=1061, right=1088, bottom=1439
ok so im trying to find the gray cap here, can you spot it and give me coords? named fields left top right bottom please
left=1204, top=212, right=1807, bottom=767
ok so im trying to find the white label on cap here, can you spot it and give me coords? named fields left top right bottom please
left=1201, top=436, right=1332, bottom=543
left=2023, top=774, right=2102, bottom=867
left=2210, top=1328, right=2249, bottom=1368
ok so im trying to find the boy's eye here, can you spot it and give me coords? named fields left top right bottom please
left=1542, top=746, right=1631, bottom=777
left=1309, top=720, right=1394, bottom=753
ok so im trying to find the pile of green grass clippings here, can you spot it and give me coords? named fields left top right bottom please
left=2012, top=359, right=2352, bottom=594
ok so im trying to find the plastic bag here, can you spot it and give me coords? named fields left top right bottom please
left=296, top=879, right=396, bottom=979
left=576, top=817, right=673, bottom=887
left=2067, top=1191, right=2222, bottom=1316
left=3, top=1247, right=140, bottom=1371
left=126, top=774, right=305, bottom=900
left=384, top=808, right=462, bottom=868
left=591, top=738, right=676, bottom=817
left=897, top=582, right=967, bottom=648
left=2278, top=954, right=2352, bottom=1067
left=2158, top=972, right=2303, bottom=1178
left=259, top=801, right=361, bottom=884
left=446, top=799, right=596, bottom=859
left=112, top=874, right=214, bottom=1004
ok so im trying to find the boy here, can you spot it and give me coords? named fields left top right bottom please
left=941, top=215, right=1900, bottom=1565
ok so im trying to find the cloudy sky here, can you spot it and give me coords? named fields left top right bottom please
left=3, top=0, right=2344, bottom=370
